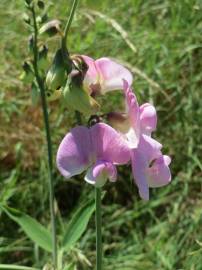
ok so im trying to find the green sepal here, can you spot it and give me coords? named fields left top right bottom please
left=46, top=48, right=67, bottom=91
left=63, top=79, right=100, bottom=115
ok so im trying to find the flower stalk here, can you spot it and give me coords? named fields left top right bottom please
left=61, top=0, right=79, bottom=69
left=95, top=188, right=102, bottom=270
left=61, top=0, right=79, bottom=52
left=30, top=5, right=57, bottom=269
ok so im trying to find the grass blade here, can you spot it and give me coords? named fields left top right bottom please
left=0, top=205, right=52, bottom=252
left=62, top=198, right=95, bottom=251
left=0, top=265, right=39, bottom=270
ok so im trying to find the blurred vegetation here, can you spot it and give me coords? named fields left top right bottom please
left=0, top=0, right=202, bottom=269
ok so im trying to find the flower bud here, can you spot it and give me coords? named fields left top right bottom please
left=38, top=45, right=48, bottom=70
left=63, top=79, right=100, bottom=115
left=22, top=61, right=32, bottom=74
left=40, top=13, right=48, bottom=24
left=39, top=45, right=48, bottom=60
left=37, top=0, right=45, bottom=9
left=20, top=61, right=33, bottom=83
left=28, top=35, right=34, bottom=51
left=45, top=48, right=67, bottom=91
left=39, top=19, right=61, bottom=37
left=36, top=16, right=43, bottom=24
left=23, top=13, right=30, bottom=25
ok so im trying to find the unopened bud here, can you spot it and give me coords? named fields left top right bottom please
left=63, top=79, right=100, bottom=115
left=38, top=45, right=48, bottom=70
left=22, top=61, right=32, bottom=74
left=23, top=13, right=30, bottom=24
left=46, top=49, right=67, bottom=91
left=37, top=0, right=45, bottom=9
left=28, top=35, right=34, bottom=51
left=20, top=61, right=33, bottom=83
left=39, top=45, right=48, bottom=60
left=40, top=13, right=48, bottom=24
left=39, top=19, right=61, bottom=37
left=36, top=16, right=43, bottom=24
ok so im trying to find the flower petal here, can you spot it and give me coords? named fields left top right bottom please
left=130, top=135, right=162, bottom=200
left=131, top=149, right=149, bottom=200
left=95, top=58, right=133, bottom=93
left=123, top=79, right=140, bottom=148
left=140, top=103, right=157, bottom=136
left=81, top=55, right=99, bottom=94
left=138, top=135, right=162, bottom=162
left=90, top=123, right=130, bottom=164
left=85, top=161, right=117, bottom=187
left=56, top=126, right=94, bottom=178
left=146, top=155, right=171, bottom=187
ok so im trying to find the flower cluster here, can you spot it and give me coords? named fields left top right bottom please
left=56, top=56, right=171, bottom=200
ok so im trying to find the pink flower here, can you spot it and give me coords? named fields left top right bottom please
left=56, top=123, right=130, bottom=187
left=56, top=57, right=171, bottom=200
left=122, top=79, right=157, bottom=147
left=122, top=80, right=171, bottom=200
left=107, top=80, right=157, bottom=148
left=81, top=56, right=133, bottom=95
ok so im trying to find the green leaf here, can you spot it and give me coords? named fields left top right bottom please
left=0, top=265, right=39, bottom=270
left=0, top=205, right=52, bottom=252
left=62, top=198, right=95, bottom=251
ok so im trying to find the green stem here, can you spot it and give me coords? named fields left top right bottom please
left=75, top=110, right=82, bottom=125
left=60, top=0, right=79, bottom=76
left=31, top=6, right=57, bottom=269
left=62, top=0, right=79, bottom=50
left=95, top=188, right=102, bottom=270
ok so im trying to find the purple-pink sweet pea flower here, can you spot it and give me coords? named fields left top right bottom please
left=108, top=80, right=171, bottom=200
left=81, top=56, right=133, bottom=95
left=122, top=79, right=157, bottom=145
left=56, top=123, right=130, bottom=187
left=122, top=80, right=171, bottom=200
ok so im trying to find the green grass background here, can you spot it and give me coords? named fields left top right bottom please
left=0, top=0, right=202, bottom=269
